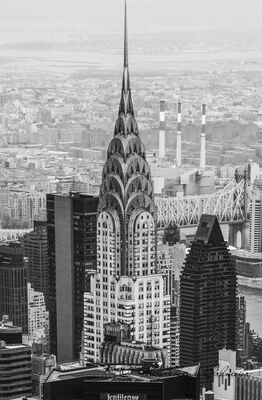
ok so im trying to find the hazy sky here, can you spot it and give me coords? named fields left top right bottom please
left=1, top=0, right=262, bottom=30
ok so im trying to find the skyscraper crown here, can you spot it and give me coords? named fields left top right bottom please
left=114, top=0, right=138, bottom=137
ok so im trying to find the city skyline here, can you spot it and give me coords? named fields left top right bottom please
left=0, top=1, right=262, bottom=399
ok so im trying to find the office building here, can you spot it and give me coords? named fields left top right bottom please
left=32, top=353, right=56, bottom=398
left=0, top=243, right=28, bottom=333
left=180, top=214, right=237, bottom=390
left=249, top=193, right=262, bottom=253
left=43, top=363, right=200, bottom=400
left=0, top=322, right=32, bottom=400
left=213, top=349, right=262, bottom=400
left=83, top=2, right=170, bottom=364
left=47, top=192, right=98, bottom=363
left=23, top=221, right=49, bottom=298
left=28, top=282, right=49, bottom=342
left=157, top=243, right=186, bottom=367
left=8, top=190, right=46, bottom=227
left=0, top=316, right=22, bottom=344
left=237, top=295, right=247, bottom=354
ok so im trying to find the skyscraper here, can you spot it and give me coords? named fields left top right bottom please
left=0, top=243, right=28, bottom=333
left=23, top=221, right=49, bottom=298
left=84, top=2, right=170, bottom=364
left=47, top=192, right=98, bottom=363
left=179, top=214, right=237, bottom=390
left=249, top=193, right=262, bottom=252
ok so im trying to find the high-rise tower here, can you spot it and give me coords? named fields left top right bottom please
left=180, top=214, right=237, bottom=390
left=47, top=193, right=98, bottom=363
left=84, top=2, right=170, bottom=364
left=249, top=193, right=262, bottom=252
left=23, top=221, right=49, bottom=299
left=0, top=243, right=28, bottom=333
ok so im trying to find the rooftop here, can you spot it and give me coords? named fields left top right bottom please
left=45, top=364, right=200, bottom=383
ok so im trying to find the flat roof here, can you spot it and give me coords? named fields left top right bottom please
left=45, top=365, right=200, bottom=383
left=1, top=344, right=30, bottom=350
left=45, top=366, right=106, bottom=383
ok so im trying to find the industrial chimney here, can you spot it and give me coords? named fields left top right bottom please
left=176, top=101, right=182, bottom=167
left=200, top=103, right=206, bottom=169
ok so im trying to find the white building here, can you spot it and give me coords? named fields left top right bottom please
left=212, top=348, right=262, bottom=400
left=8, top=190, right=46, bottom=227
left=249, top=193, right=262, bottom=253
left=83, top=4, right=170, bottom=365
left=28, top=283, right=49, bottom=339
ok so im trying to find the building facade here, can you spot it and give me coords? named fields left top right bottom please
left=157, top=243, right=186, bottom=367
left=179, top=214, right=237, bottom=390
left=0, top=323, right=32, bottom=400
left=32, top=353, right=56, bottom=398
left=28, top=282, right=49, bottom=340
left=84, top=3, right=170, bottom=364
left=0, top=243, right=28, bottom=333
left=249, top=193, right=262, bottom=253
left=23, top=220, right=49, bottom=298
left=213, top=349, right=262, bottom=400
left=47, top=192, right=98, bottom=363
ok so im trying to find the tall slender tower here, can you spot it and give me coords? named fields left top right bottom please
left=158, top=100, right=166, bottom=159
left=84, top=1, right=170, bottom=364
left=249, top=193, right=262, bottom=252
left=176, top=102, right=182, bottom=167
left=200, top=104, right=206, bottom=169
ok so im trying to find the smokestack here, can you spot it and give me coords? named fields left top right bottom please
left=200, top=103, right=206, bottom=169
left=176, top=102, right=182, bottom=167
left=159, top=100, right=166, bottom=159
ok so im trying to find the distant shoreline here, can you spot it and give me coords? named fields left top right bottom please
left=0, top=48, right=262, bottom=74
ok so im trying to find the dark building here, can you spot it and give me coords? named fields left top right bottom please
left=23, top=220, right=49, bottom=298
left=0, top=243, right=28, bottom=333
left=163, top=223, right=180, bottom=246
left=47, top=192, right=98, bottom=363
left=0, top=322, right=32, bottom=399
left=179, top=214, right=237, bottom=390
left=43, top=364, right=200, bottom=400
left=237, top=295, right=247, bottom=354
left=0, top=316, right=22, bottom=344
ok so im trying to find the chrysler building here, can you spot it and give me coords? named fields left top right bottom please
left=84, top=1, right=170, bottom=364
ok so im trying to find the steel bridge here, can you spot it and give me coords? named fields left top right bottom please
left=155, top=178, right=253, bottom=227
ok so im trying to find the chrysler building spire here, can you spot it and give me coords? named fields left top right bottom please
left=116, top=0, right=137, bottom=135
left=124, top=0, right=128, bottom=69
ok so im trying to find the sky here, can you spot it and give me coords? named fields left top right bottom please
left=1, top=0, right=262, bottom=30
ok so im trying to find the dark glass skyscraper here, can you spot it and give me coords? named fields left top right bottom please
left=47, top=192, right=98, bottom=363
left=179, top=214, right=237, bottom=389
left=0, top=243, right=28, bottom=333
left=23, top=221, right=49, bottom=298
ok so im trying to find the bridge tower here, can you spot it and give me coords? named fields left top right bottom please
left=228, top=168, right=249, bottom=249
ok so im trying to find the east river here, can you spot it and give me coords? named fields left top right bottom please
left=239, top=286, right=262, bottom=337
